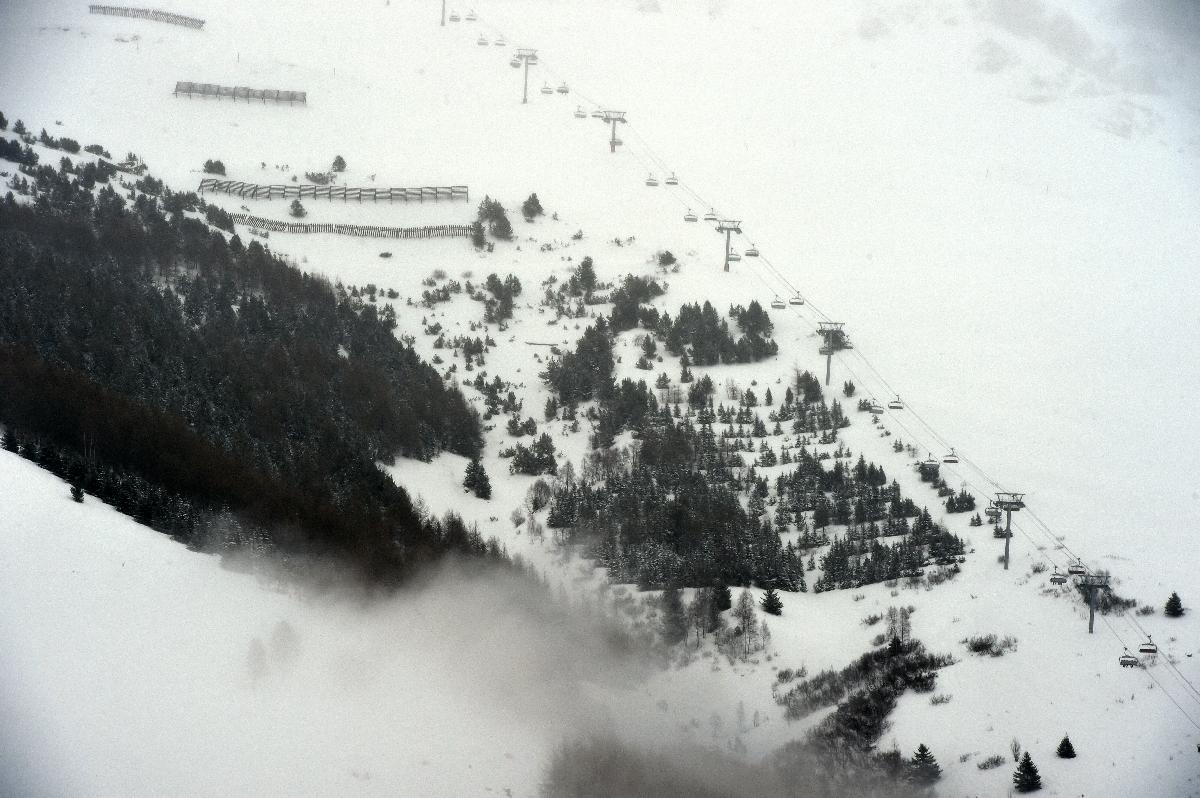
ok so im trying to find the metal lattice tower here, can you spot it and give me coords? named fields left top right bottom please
left=596, top=110, right=627, bottom=152
left=1078, top=573, right=1110, bottom=634
left=714, top=219, right=742, bottom=272
left=514, top=49, right=538, bottom=104
left=817, top=322, right=848, bottom=385
left=994, top=492, right=1025, bottom=571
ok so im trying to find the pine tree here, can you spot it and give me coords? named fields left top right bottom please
left=713, top=581, right=732, bottom=612
left=760, top=587, right=783, bottom=616
left=331, top=155, right=346, bottom=172
left=70, top=485, right=84, bottom=503
left=907, top=743, right=942, bottom=786
left=1055, top=735, right=1076, bottom=759
left=521, top=192, right=544, bottom=219
left=289, top=198, right=306, bottom=218
left=1165, top=591, right=1185, bottom=618
left=660, top=587, right=688, bottom=645
left=1013, top=751, right=1043, bottom=792
left=463, top=458, right=491, bottom=499
left=470, top=220, right=486, bottom=248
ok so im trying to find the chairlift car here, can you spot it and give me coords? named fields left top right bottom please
left=887, top=396, right=903, bottom=410
left=1119, top=651, right=1139, bottom=668
left=540, top=82, right=553, bottom=95
left=557, top=83, right=569, bottom=94
left=1067, top=561, right=1087, bottom=576
left=590, top=110, right=604, bottom=119
left=789, top=293, right=804, bottom=306
left=1139, top=637, right=1158, bottom=655
left=1049, top=569, right=1067, bottom=585
left=771, top=296, right=786, bottom=310
left=494, top=36, right=506, bottom=46
left=465, top=9, right=477, bottom=21
left=449, top=10, right=461, bottom=22
left=509, top=57, right=521, bottom=68
left=683, top=209, right=698, bottom=222
left=943, top=448, right=959, bottom=464
left=477, top=35, right=489, bottom=45
left=869, top=402, right=885, bottom=416
left=923, top=454, right=940, bottom=469
left=574, top=105, right=587, bottom=118
left=645, top=173, right=659, bottom=187
left=745, top=246, right=760, bottom=257
left=665, top=172, right=679, bottom=185
left=703, top=208, right=719, bottom=222
left=726, top=251, right=742, bottom=262
left=525, top=53, right=538, bottom=64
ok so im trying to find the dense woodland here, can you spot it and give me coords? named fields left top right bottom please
left=0, top=147, right=493, bottom=580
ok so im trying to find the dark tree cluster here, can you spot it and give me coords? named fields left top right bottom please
left=483, top=272, right=522, bottom=322
left=476, top=195, right=513, bottom=240
left=521, top=192, right=543, bottom=219
left=944, top=487, right=976, bottom=513
left=608, top=274, right=665, bottom=332
left=660, top=300, right=779, bottom=365
left=542, top=317, right=615, bottom=404
left=0, top=152, right=490, bottom=581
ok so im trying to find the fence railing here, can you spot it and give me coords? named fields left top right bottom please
left=175, top=83, right=306, bottom=104
left=200, top=178, right=468, bottom=202
left=229, top=213, right=472, bottom=239
left=89, top=5, right=205, bottom=29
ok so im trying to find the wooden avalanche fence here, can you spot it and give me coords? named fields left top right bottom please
left=89, top=5, right=205, bottom=29
left=175, top=83, right=306, bottom=104
left=200, top=178, right=468, bottom=203
left=230, top=213, right=472, bottom=240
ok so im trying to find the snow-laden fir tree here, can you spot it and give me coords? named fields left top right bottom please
left=760, top=586, right=783, bottom=616
left=1013, top=751, right=1042, bottom=792
left=1165, top=591, right=1185, bottom=617
left=1056, top=735, right=1076, bottom=759
left=907, top=743, right=942, bottom=786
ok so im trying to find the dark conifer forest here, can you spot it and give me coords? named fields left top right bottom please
left=0, top=155, right=492, bottom=580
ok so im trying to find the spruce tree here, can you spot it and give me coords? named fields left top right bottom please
left=760, top=587, right=783, bottom=616
left=463, top=458, right=491, bottom=499
left=470, top=220, right=485, bottom=249
left=1055, top=735, right=1076, bottom=759
left=331, top=155, right=346, bottom=172
left=70, top=485, right=84, bottom=503
left=1013, top=751, right=1042, bottom=792
left=660, top=587, right=688, bottom=645
left=521, top=192, right=544, bottom=219
left=289, top=198, right=306, bottom=218
left=713, top=581, right=732, bottom=612
left=1165, top=591, right=1185, bottom=617
left=907, top=743, right=942, bottom=786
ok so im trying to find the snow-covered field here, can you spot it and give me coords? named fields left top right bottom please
left=2, top=0, right=1199, bottom=795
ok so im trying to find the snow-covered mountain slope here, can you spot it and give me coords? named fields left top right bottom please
left=2, top=0, right=1199, bottom=795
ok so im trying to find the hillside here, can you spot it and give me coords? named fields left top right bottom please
left=2, top=0, right=1199, bottom=795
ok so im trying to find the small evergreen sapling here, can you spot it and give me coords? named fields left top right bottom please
left=1165, top=591, right=1185, bottom=617
left=70, top=484, right=84, bottom=503
left=331, top=155, right=346, bottom=172
left=760, top=587, right=783, bottom=616
left=1013, top=751, right=1042, bottom=792
left=289, top=199, right=306, bottom=218
left=1055, top=735, right=1076, bottom=759
left=907, top=743, right=942, bottom=786
left=521, top=192, right=544, bottom=219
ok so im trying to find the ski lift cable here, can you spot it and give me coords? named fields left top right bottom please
left=1099, top=613, right=1200, bottom=730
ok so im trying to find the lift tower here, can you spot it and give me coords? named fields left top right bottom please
left=817, top=322, right=850, bottom=386
left=596, top=110, right=627, bottom=152
left=1078, top=573, right=1110, bottom=634
left=714, top=219, right=742, bottom=272
left=514, top=49, right=538, bottom=104
left=994, top=492, right=1025, bottom=571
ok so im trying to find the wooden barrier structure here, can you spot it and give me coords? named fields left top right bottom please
left=229, top=213, right=472, bottom=240
left=175, top=83, right=306, bottom=104
left=89, top=5, right=205, bottom=29
left=200, top=178, right=468, bottom=203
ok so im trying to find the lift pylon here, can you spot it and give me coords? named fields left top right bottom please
left=994, top=492, right=1025, bottom=571
left=714, top=219, right=742, bottom=272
